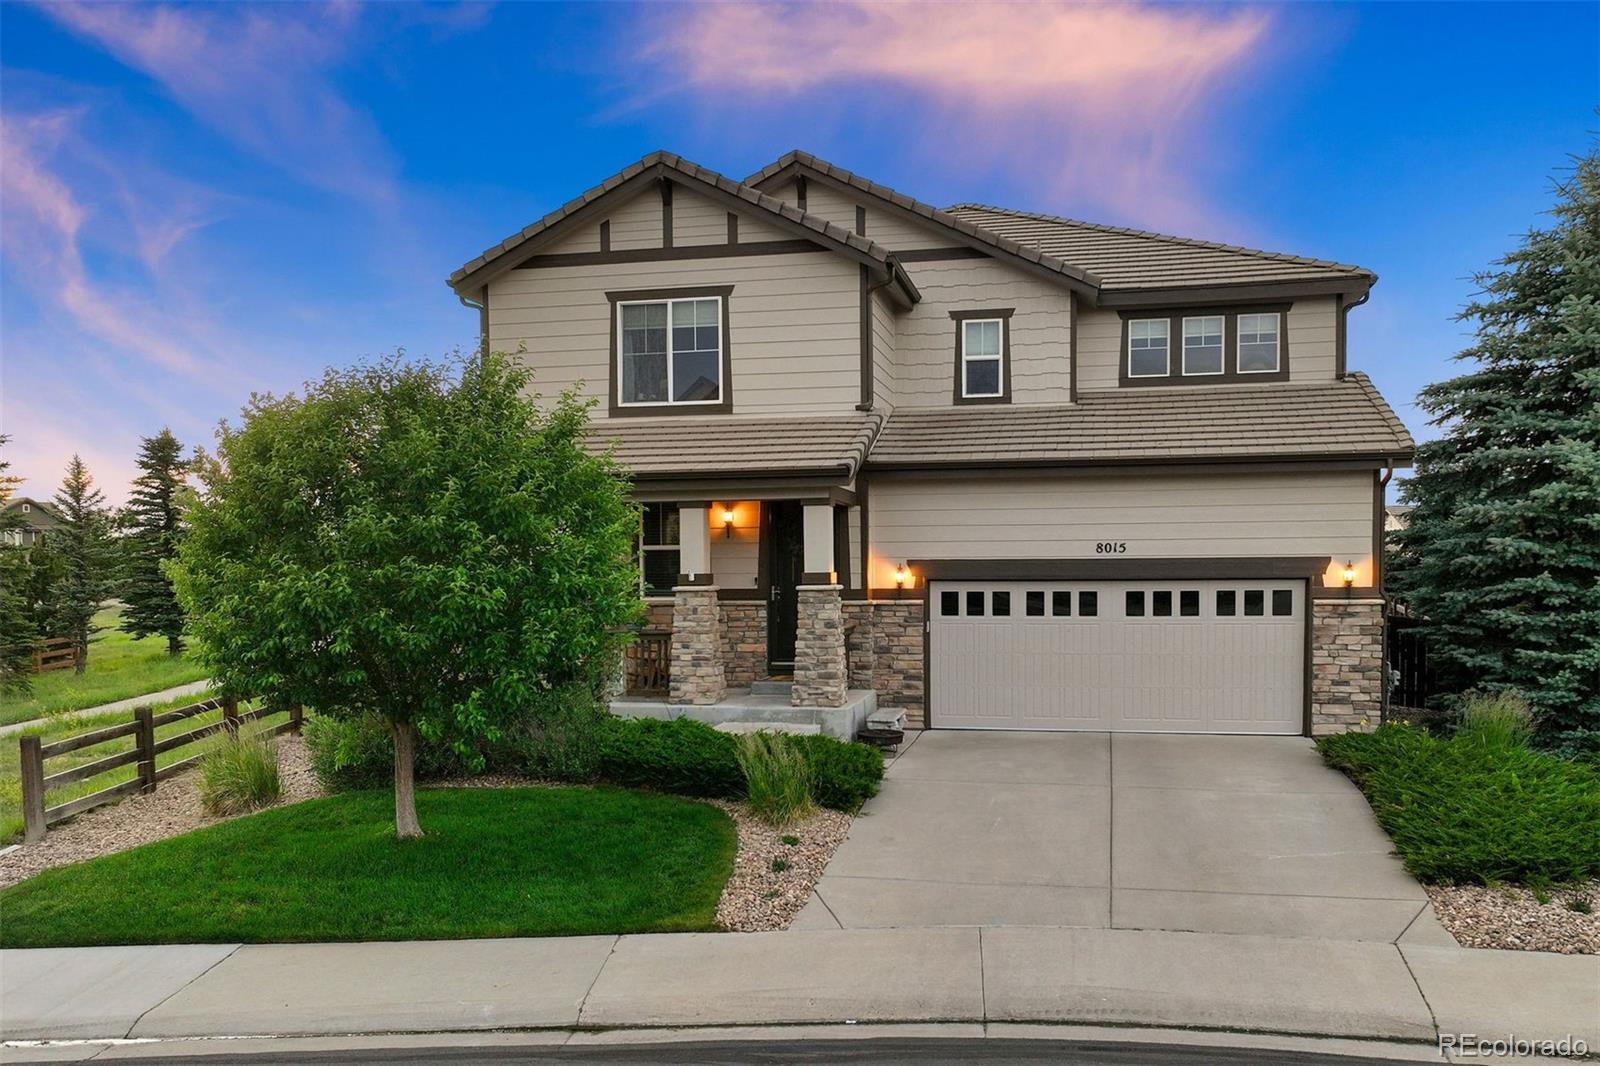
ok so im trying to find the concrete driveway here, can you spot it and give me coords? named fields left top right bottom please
left=797, top=731, right=1433, bottom=942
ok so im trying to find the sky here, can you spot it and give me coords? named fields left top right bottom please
left=1, top=0, right=1596, bottom=506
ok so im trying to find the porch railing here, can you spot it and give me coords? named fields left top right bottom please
left=625, top=626, right=671, bottom=696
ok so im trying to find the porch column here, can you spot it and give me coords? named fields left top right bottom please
left=793, top=503, right=847, bottom=707
left=668, top=505, right=724, bottom=705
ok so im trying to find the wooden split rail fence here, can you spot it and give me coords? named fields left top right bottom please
left=18, top=696, right=303, bottom=843
left=32, top=637, right=80, bottom=674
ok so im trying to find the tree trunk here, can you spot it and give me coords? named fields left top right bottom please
left=391, top=720, right=424, bottom=840
left=167, top=634, right=182, bottom=657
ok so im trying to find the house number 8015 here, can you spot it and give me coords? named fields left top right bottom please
left=1095, top=542, right=1127, bottom=554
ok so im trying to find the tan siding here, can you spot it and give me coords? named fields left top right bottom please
left=1076, top=296, right=1341, bottom=393
left=870, top=288, right=897, bottom=410
left=805, top=183, right=859, bottom=231
left=861, top=210, right=962, bottom=251
left=709, top=502, right=761, bottom=592
left=609, top=192, right=662, bottom=250
left=539, top=222, right=602, bottom=255
left=867, top=471, right=1376, bottom=590
left=894, top=258, right=1072, bottom=408
left=673, top=192, right=728, bottom=247
left=488, top=251, right=862, bottom=416
left=735, top=209, right=792, bottom=244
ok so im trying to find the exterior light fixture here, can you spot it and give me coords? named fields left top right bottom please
left=721, top=507, right=735, bottom=539
left=894, top=563, right=909, bottom=588
left=1342, top=561, right=1357, bottom=587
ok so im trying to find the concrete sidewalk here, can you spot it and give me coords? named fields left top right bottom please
left=3, top=928, right=1594, bottom=1050
left=0, top=682, right=212, bottom=739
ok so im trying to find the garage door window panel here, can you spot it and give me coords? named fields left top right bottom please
left=1217, top=590, right=1237, bottom=616
left=1244, top=590, right=1265, bottom=616
left=966, top=591, right=985, bottom=616
left=1152, top=590, right=1173, bottom=616
left=1079, top=591, right=1098, bottom=616
left=1026, top=590, right=1045, bottom=616
left=1126, top=591, right=1146, bottom=617
left=1180, top=590, right=1200, bottom=616
left=992, top=590, right=1011, bottom=616
left=941, top=589, right=960, bottom=616
left=1272, top=589, right=1294, bottom=616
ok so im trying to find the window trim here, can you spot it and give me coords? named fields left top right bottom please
left=1180, top=315, right=1225, bottom=377
left=1236, top=311, right=1282, bottom=375
left=950, top=308, right=1013, bottom=404
left=607, top=285, right=735, bottom=416
left=1119, top=304, right=1291, bottom=386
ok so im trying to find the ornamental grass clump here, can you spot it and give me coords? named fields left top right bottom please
left=734, top=730, right=815, bottom=827
left=199, top=729, right=281, bottom=816
left=1455, top=691, right=1535, bottom=751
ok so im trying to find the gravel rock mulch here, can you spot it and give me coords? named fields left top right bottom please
left=0, top=735, right=325, bottom=890
left=1427, top=880, right=1599, bottom=954
left=712, top=801, right=852, bottom=932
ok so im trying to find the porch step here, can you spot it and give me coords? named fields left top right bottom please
left=714, top=721, right=821, bottom=736
left=750, top=680, right=795, bottom=697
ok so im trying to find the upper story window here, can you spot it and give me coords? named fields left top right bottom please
left=609, top=286, right=734, bottom=416
left=639, top=503, right=680, bottom=597
left=1121, top=306, right=1290, bottom=386
left=951, top=308, right=1014, bottom=404
left=1128, top=319, right=1170, bottom=377
left=1237, top=313, right=1281, bottom=373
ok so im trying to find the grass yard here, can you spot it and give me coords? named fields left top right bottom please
left=0, top=606, right=209, bottom=727
left=0, top=692, right=289, bottom=844
left=0, top=787, right=738, bottom=947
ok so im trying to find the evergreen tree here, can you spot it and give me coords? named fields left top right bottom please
left=1391, top=144, right=1600, bottom=747
left=49, top=455, right=113, bottom=674
left=120, top=429, right=188, bottom=655
left=0, top=436, right=37, bottom=693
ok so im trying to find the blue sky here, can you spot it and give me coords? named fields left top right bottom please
left=2, top=1, right=1595, bottom=504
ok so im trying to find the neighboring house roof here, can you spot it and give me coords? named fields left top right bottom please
left=448, top=151, right=919, bottom=305
left=866, top=374, right=1413, bottom=469
left=944, top=203, right=1376, bottom=301
left=1, top=497, right=63, bottom=527
left=589, top=413, right=883, bottom=481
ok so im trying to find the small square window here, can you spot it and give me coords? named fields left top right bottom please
left=1217, top=590, right=1237, bottom=616
left=1244, top=590, right=1265, bottom=616
left=1152, top=590, right=1172, bottom=616
left=1026, top=591, right=1045, bottom=616
left=966, top=590, right=985, bottom=616
left=1052, top=590, right=1072, bottom=616
left=1126, top=590, right=1146, bottom=617
left=1180, top=590, right=1200, bottom=616
left=941, top=589, right=960, bottom=616
left=1272, top=589, right=1294, bottom=616
left=993, top=590, right=1011, bottom=616
left=1079, top=591, right=1098, bottom=616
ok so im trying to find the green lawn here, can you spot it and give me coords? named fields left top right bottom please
left=0, top=787, right=738, bottom=946
left=0, top=606, right=209, bottom=727
left=0, top=692, right=288, bottom=844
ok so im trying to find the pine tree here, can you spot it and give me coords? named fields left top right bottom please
left=1391, top=143, right=1600, bottom=747
left=0, top=436, right=37, bottom=693
left=49, top=455, right=113, bottom=674
left=120, top=429, right=188, bottom=655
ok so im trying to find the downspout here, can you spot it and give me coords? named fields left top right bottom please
left=1338, top=291, right=1371, bottom=380
left=458, top=290, right=487, bottom=356
left=1378, top=462, right=1394, bottom=724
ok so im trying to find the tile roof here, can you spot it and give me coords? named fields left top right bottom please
left=866, top=374, right=1413, bottom=468
left=589, top=413, right=884, bottom=480
left=944, top=203, right=1375, bottom=292
left=449, top=151, right=908, bottom=292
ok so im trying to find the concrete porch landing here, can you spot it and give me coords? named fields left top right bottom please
left=610, top=687, right=877, bottom=740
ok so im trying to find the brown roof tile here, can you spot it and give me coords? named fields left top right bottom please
left=588, top=413, right=884, bottom=480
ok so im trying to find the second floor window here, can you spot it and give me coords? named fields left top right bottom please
left=1128, top=318, right=1170, bottom=377
left=619, top=297, right=723, bottom=406
left=1237, top=313, right=1281, bottom=372
left=961, top=318, right=1004, bottom=398
left=1182, top=316, right=1224, bottom=375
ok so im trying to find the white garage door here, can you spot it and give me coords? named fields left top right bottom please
left=929, top=579, right=1305, bottom=734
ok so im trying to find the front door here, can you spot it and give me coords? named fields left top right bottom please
left=765, top=501, right=804, bottom=672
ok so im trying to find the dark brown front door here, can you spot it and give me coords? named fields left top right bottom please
left=765, top=501, right=804, bottom=671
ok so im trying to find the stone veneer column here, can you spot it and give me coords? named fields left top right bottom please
left=792, top=584, right=847, bottom=707
left=669, top=585, right=725, bottom=705
left=1311, top=597, right=1385, bottom=734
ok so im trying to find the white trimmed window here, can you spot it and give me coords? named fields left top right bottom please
left=1128, top=319, right=1169, bottom=377
left=1237, top=313, right=1281, bottom=373
left=618, top=297, right=722, bottom=406
left=639, top=503, right=680, bottom=597
left=961, top=318, right=1004, bottom=398
left=1182, top=316, right=1224, bottom=375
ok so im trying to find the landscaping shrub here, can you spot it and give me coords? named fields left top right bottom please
left=793, top=732, right=883, bottom=810
left=595, top=717, right=744, bottom=799
left=1317, top=723, right=1600, bottom=884
left=1455, top=691, right=1534, bottom=750
left=495, top=682, right=608, bottom=783
left=303, top=711, right=468, bottom=792
left=198, top=730, right=281, bottom=816
left=734, top=731, right=814, bottom=826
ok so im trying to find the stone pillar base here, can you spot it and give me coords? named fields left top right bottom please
left=793, top=584, right=847, bottom=708
left=1311, top=597, right=1385, bottom=734
left=669, top=585, right=725, bottom=706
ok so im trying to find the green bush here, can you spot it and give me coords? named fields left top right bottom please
left=303, top=711, right=468, bottom=792
left=198, top=730, right=281, bottom=816
left=735, top=731, right=815, bottom=826
left=494, top=683, right=608, bottom=782
left=793, top=733, right=883, bottom=810
left=1455, top=691, right=1534, bottom=750
left=1318, top=723, right=1600, bottom=884
left=596, top=717, right=744, bottom=799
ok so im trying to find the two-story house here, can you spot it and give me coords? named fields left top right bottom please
left=448, top=151, right=1413, bottom=738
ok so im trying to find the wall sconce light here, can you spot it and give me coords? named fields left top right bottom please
left=721, top=506, right=735, bottom=539
left=1342, top=561, right=1357, bottom=587
left=894, top=563, right=909, bottom=589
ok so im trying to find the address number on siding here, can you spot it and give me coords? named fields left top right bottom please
left=1095, top=542, right=1128, bottom=554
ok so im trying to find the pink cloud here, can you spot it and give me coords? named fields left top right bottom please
left=37, top=2, right=398, bottom=203
left=639, top=1, right=1276, bottom=231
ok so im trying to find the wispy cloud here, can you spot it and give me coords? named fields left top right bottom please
left=37, top=1, right=399, bottom=202
left=638, top=0, right=1274, bottom=230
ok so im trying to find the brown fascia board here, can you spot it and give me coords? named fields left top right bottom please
left=447, top=152, right=919, bottom=306
left=1097, top=276, right=1375, bottom=309
left=746, top=153, right=1103, bottom=300
left=862, top=452, right=1414, bottom=475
